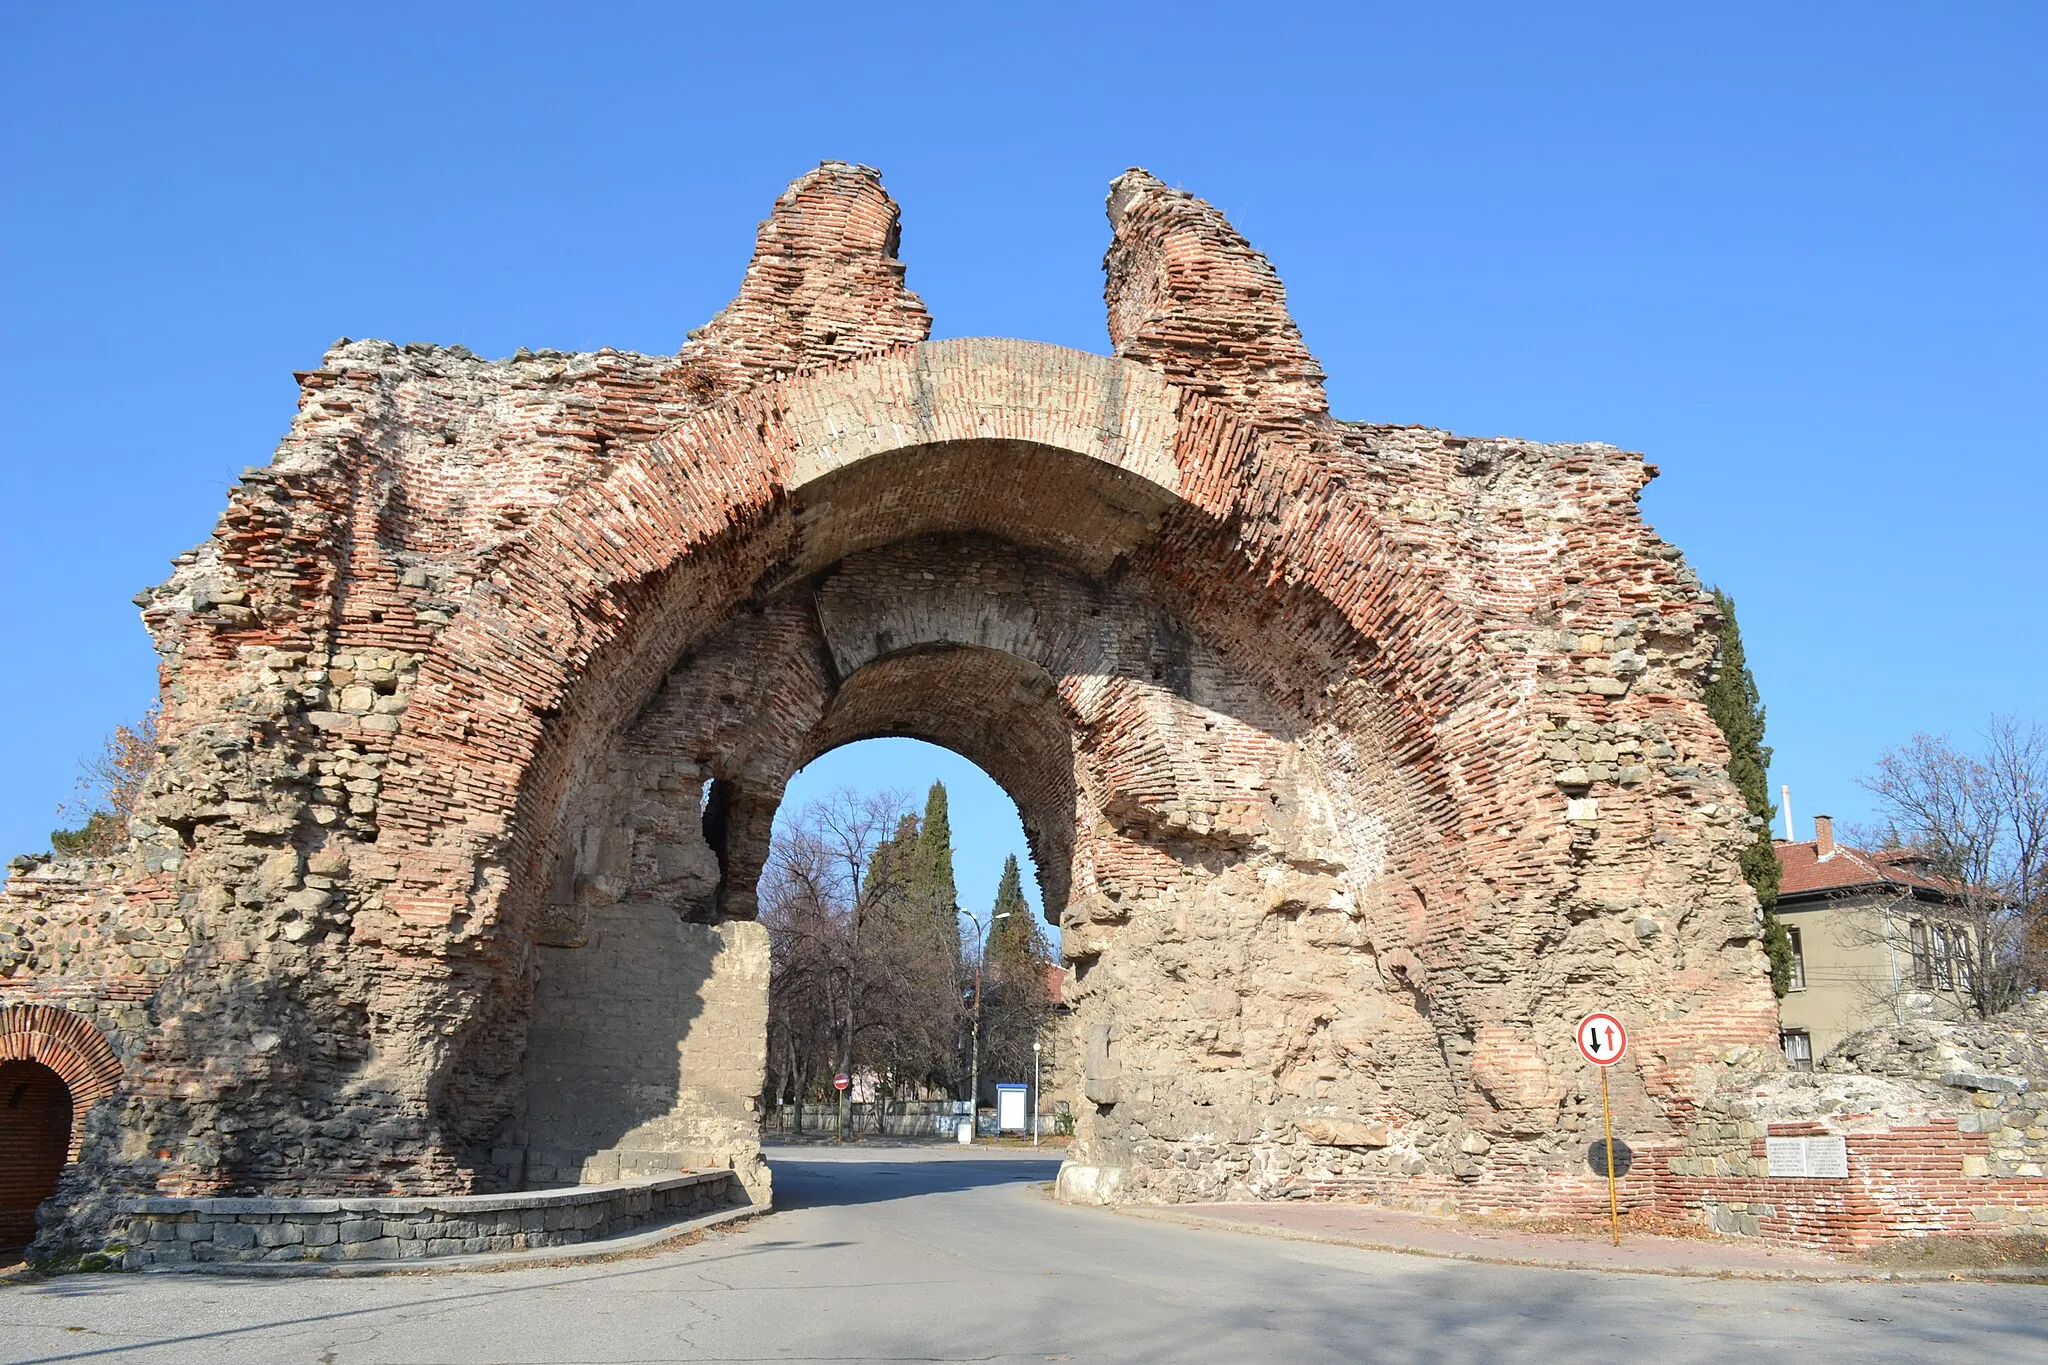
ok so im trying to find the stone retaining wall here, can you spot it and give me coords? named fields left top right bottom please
left=1647, top=1117, right=2047, bottom=1249
left=121, top=1170, right=739, bottom=1268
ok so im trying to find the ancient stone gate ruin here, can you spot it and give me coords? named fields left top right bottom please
left=18, top=163, right=2024, bottom=1263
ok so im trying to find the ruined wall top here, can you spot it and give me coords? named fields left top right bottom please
left=1104, top=169, right=1329, bottom=442
left=685, top=161, right=932, bottom=389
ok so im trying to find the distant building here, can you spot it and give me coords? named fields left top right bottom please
left=1774, top=815, right=1975, bottom=1065
left=1038, top=963, right=1078, bottom=1126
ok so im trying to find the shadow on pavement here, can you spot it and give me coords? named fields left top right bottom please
left=769, top=1154, right=1064, bottom=1210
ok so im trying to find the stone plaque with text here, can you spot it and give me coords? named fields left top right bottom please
left=1766, top=1135, right=1849, bottom=1178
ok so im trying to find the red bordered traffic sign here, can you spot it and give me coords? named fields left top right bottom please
left=1575, top=1012, right=1627, bottom=1066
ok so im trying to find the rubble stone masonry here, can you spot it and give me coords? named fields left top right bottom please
left=2, top=162, right=2032, bottom=1259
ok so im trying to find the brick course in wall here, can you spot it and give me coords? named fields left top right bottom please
left=1647, top=1120, right=2048, bottom=1248
left=1, top=161, right=2030, bottom=1257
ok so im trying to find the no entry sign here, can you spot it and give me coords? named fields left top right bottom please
left=1575, top=1012, right=1627, bottom=1067
left=833, top=1072, right=850, bottom=1091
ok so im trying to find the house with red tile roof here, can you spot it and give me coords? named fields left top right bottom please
left=1774, top=814, right=1975, bottom=1063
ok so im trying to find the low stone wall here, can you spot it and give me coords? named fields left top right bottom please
left=121, top=1170, right=739, bottom=1268
left=1646, top=1116, right=2047, bottom=1250
left=1626, top=1007, right=2048, bottom=1249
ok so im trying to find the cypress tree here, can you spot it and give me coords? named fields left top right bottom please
left=909, top=783, right=961, bottom=958
left=50, top=811, right=117, bottom=858
left=985, top=853, right=1036, bottom=957
left=979, top=851, right=1052, bottom=1094
left=863, top=812, right=920, bottom=905
left=1704, top=588, right=1794, bottom=996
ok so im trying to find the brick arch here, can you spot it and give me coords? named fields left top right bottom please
left=0, top=1004, right=121, bottom=1162
left=388, top=335, right=1493, bottom=1168
left=384, top=337, right=1467, bottom=883
left=9, top=168, right=1790, bottom=1229
left=381, top=340, right=1189, bottom=853
left=798, top=644, right=1080, bottom=922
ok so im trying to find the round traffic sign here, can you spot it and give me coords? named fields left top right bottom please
left=1575, top=1012, right=1627, bottom=1066
left=833, top=1072, right=850, bottom=1091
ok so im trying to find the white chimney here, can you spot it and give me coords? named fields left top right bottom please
left=1781, top=785, right=1793, bottom=842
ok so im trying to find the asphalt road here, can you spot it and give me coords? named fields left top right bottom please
left=0, top=1145, right=2043, bottom=1364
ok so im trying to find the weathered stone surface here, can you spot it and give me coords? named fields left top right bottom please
left=1942, top=1071, right=2028, bottom=1095
left=519, top=918, right=772, bottom=1203
left=1640, top=997, right=2047, bottom=1245
left=5, top=160, right=1819, bottom=1255
left=1301, top=1121, right=1393, bottom=1149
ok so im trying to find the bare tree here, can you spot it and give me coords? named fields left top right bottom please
left=1983, top=718, right=2048, bottom=986
left=760, top=822, right=843, bottom=1130
left=760, top=788, right=966, bottom=1137
left=51, top=703, right=160, bottom=857
left=1857, top=717, right=2048, bottom=1018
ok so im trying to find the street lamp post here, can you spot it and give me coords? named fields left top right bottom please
left=959, top=908, right=1011, bottom=1143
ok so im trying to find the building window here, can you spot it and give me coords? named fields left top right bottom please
left=1781, top=1030, right=1813, bottom=1071
left=1936, top=923, right=1968, bottom=990
left=1909, top=919, right=1970, bottom=990
left=1785, top=926, right=1805, bottom=991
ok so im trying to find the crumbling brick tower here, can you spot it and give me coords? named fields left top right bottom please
left=3, top=163, right=1779, bottom=1252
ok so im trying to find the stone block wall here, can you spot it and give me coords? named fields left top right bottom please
left=122, top=1169, right=738, bottom=1267
left=515, top=917, right=771, bottom=1203
left=1625, top=1007, right=2047, bottom=1248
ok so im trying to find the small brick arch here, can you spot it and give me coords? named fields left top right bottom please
left=0, top=1003, right=122, bottom=1162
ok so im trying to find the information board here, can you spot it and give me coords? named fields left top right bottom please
left=996, top=1083, right=1029, bottom=1133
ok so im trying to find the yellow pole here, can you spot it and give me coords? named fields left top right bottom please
left=1601, top=1064, right=1620, bottom=1246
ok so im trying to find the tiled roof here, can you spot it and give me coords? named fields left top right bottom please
left=1774, top=838, right=1955, bottom=900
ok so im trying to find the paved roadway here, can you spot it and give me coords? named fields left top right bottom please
left=0, top=1145, right=2043, bottom=1364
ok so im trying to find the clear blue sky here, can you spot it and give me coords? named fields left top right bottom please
left=780, top=740, right=1042, bottom=926
left=2, top=4, right=2041, bottom=874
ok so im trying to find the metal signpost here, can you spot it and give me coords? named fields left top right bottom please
left=1574, top=1011, right=1628, bottom=1246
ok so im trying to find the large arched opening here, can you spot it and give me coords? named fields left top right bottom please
left=480, top=491, right=1443, bottom=1203
left=368, top=339, right=1474, bottom=1207
left=755, top=736, right=1057, bottom=1141
left=21, top=166, right=1785, bottom=1252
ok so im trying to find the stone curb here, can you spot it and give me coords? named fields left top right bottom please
left=1107, top=1206, right=2048, bottom=1285
left=132, top=1203, right=762, bottom=1278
